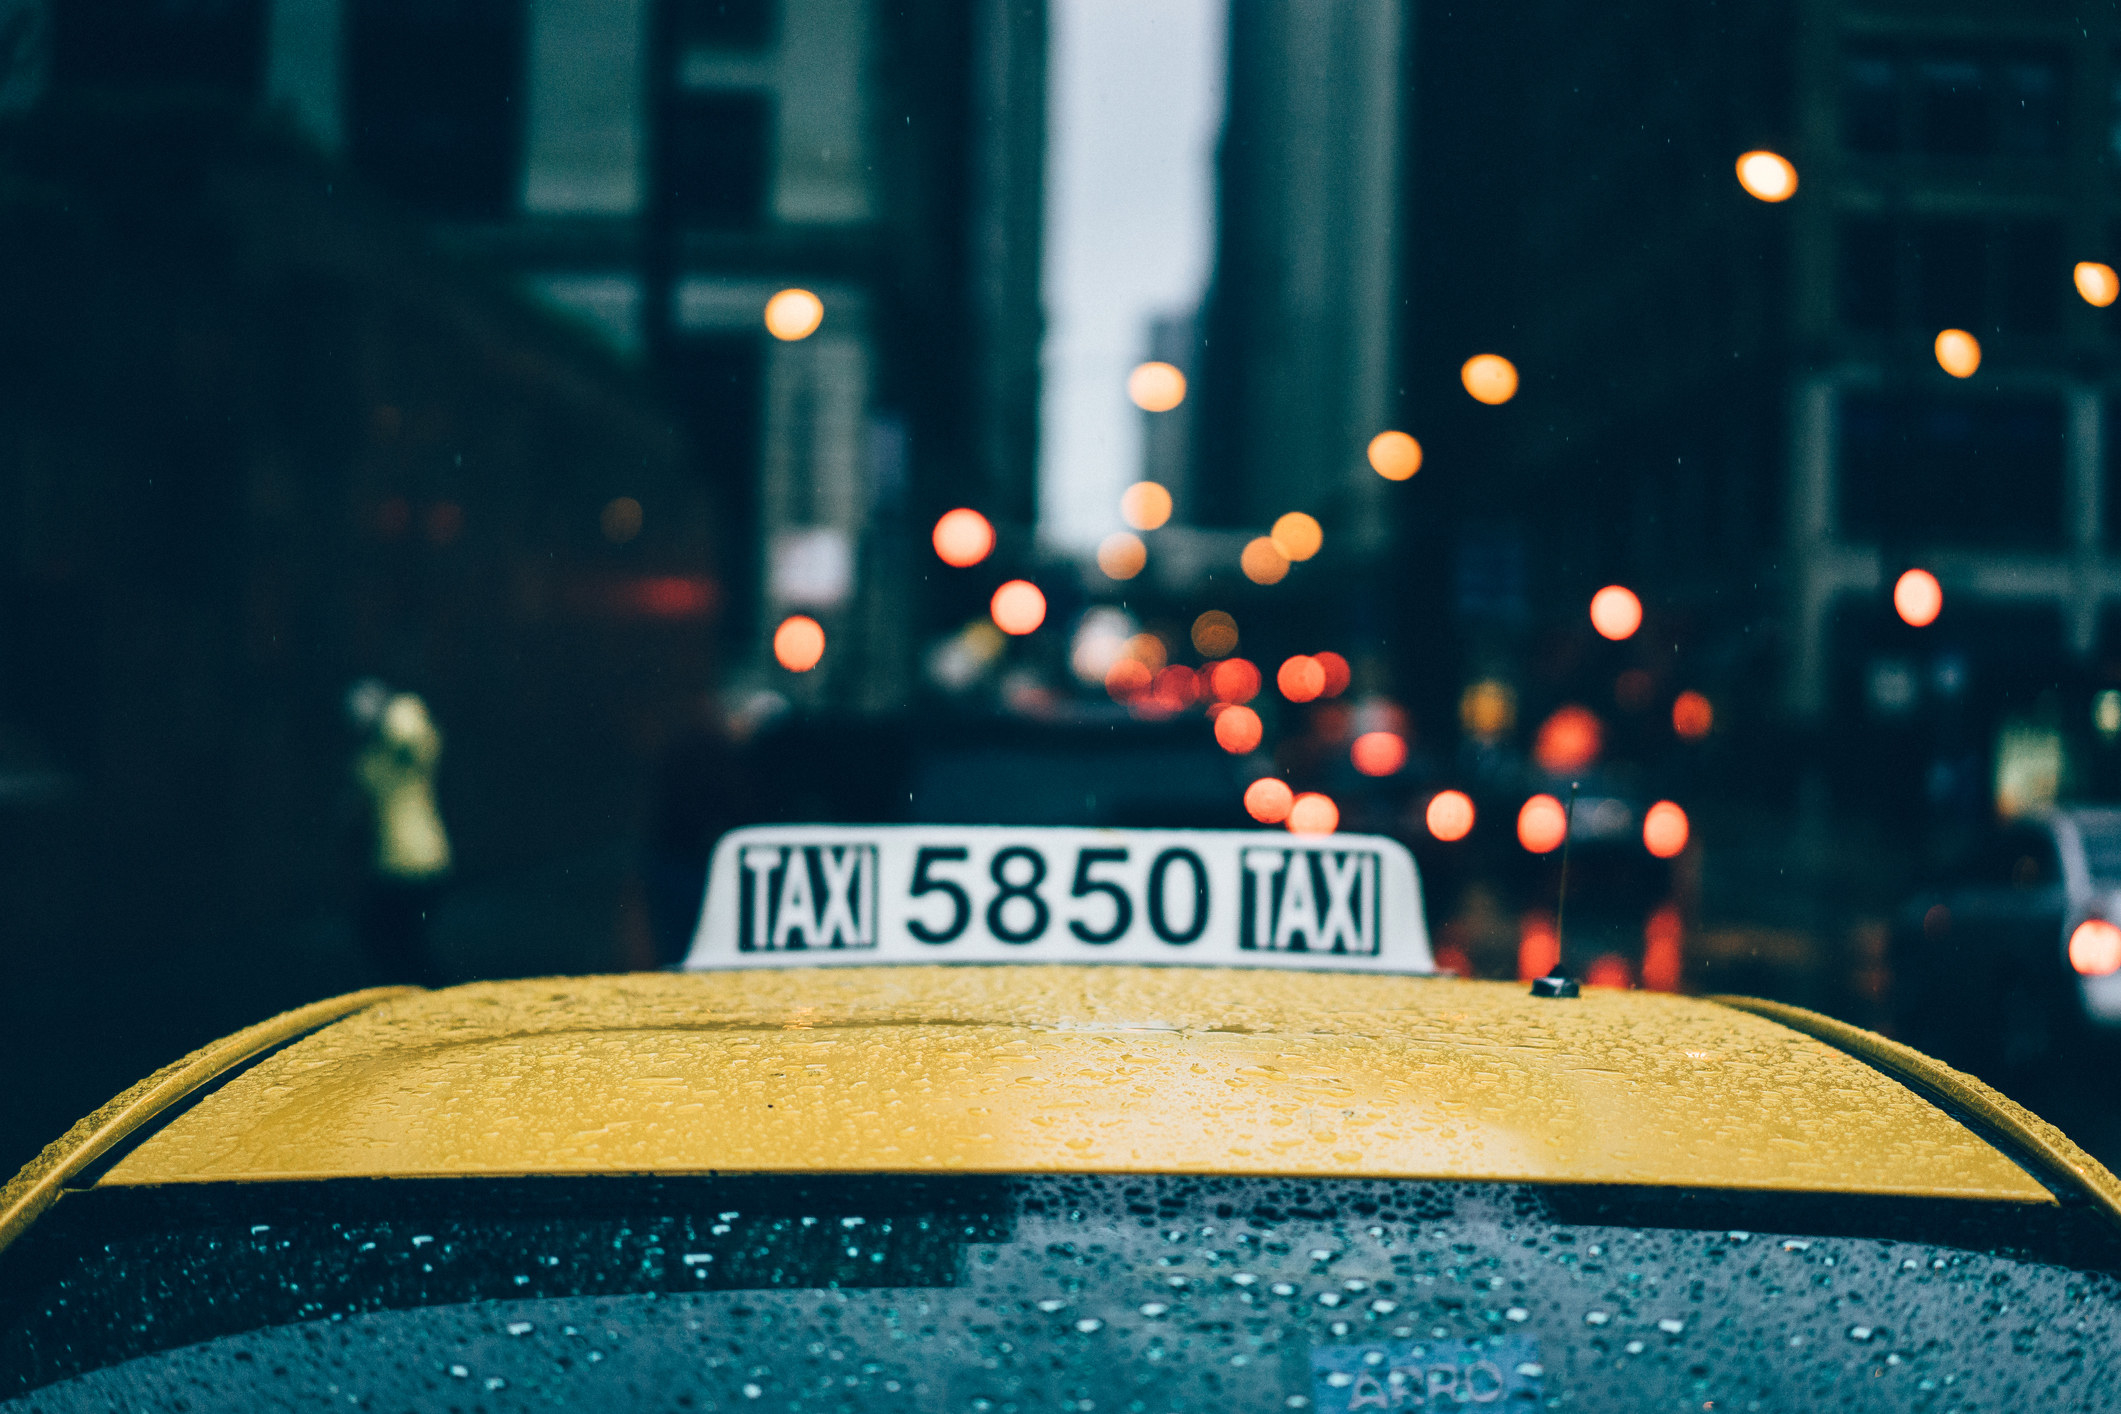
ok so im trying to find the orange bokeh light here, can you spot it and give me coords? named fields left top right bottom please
left=764, top=287, right=825, bottom=340
left=773, top=615, right=826, bottom=672
left=931, top=508, right=994, bottom=567
left=1288, top=792, right=1339, bottom=835
left=1517, top=912, right=1559, bottom=980
left=1894, top=568, right=1942, bottom=627
left=1105, top=658, right=1152, bottom=701
left=1517, top=794, right=1568, bottom=853
left=1244, top=777, right=1294, bottom=824
left=1278, top=655, right=1326, bottom=702
left=2078, top=262, right=2121, bottom=308
left=1589, top=584, right=1642, bottom=640
left=1461, top=354, right=1518, bottom=405
left=1642, top=903, right=1683, bottom=992
left=1210, top=657, right=1262, bottom=704
left=1350, top=730, right=1406, bottom=777
left=1584, top=953, right=1634, bottom=989
left=1128, top=361, right=1187, bottom=412
left=1215, top=704, right=1264, bottom=754
left=1097, top=531, right=1147, bottom=580
left=1643, top=800, right=1690, bottom=858
left=1368, top=430, right=1422, bottom=480
left=1672, top=689, right=1713, bottom=740
left=1426, top=790, right=1475, bottom=841
left=989, top=579, right=1047, bottom=635
left=2070, top=919, right=2121, bottom=976
left=1934, top=328, right=1981, bottom=378
left=1533, top=705, right=1603, bottom=775
left=1734, top=150, right=1797, bottom=202
left=1270, top=512, right=1323, bottom=562
left=1315, top=651, right=1351, bottom=697
left=1120, top=481, right=1173, bottom=531
left=1241, top=536, right=1290, bottom=584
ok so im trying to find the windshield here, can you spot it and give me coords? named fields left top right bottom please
left=7, top=1175, right=2120, bottom=1411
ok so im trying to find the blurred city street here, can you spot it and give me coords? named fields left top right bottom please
left=10, top=0, right=2121, bottom=1180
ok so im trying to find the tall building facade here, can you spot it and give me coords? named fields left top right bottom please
left=88, top=0, right=1048, bottom=712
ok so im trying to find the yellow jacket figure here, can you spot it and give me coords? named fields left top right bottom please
left=353, top=692, right=451, bottom=983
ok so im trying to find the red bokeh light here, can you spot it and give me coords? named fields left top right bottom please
left=1209, top=657, right=1262, bottom=704
left=1350, top=731, right=1407, bottom=777
left=1278, top=655, right=1326, bottom=702
left=1288, top=792, right=1339, bottom=835
left=990, top=579, right=1047, bottom=635
left=1425, top=790, right=1475, bottom=841
left=1517, top=794, right=1568, bottom=853
left=1584, top=953, right=1634, bottom=989
left=931, top=508, right=995, bottom=567
left=1643, top=800, right=1690, bottom=858
left=1517, top=912, right=1559, bottom=980
left=1671, top=690, right=1713, bottom=740
left=1589, top=585, right=1642, bottom=641
left=1315, top=651, right=1351, bottom=697
left=1642, top=903, right=1683, bottom=992
left=1151, top=665, right=1198, bottom=711
left=1895, top=568, right=1942, bottom=628
left=2071, top=919, right=2121, bottom=976
left=1105, top=659, right=1152, bottom=701
left=773, top=615, right=826, bottom=673
left=1214, top=704, right=1263, bottom=753
left=1533, top=705, right=1603, bottom=774
left=1244, top=777, right=1294, bottom=824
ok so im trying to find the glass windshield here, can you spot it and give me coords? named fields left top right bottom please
left=7, top=1175, right=2120, bottom=1412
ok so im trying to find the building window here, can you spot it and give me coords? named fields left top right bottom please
left=665, top=92, right=773, bottom=228
left=675, top=0, right=776, bottom=50
left=1840, top=46, right=2063, bottom=158
left=1835, top=217, right=2063, bottom=338
left=1839, top=393, right=2065, bottom=549
left=347, top=0, right=526, bottom=219
left=52, top=0, right=265, bottom=96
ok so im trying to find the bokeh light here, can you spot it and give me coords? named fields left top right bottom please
left=1641, top=904, right=1683, bottom=992
left=601, top=496, right=643, bottom=544
left=1533, top=705, right=1603, bottom=774
left=764, top=288, right=825, bottom=341
left=1584, top=954, right=1634, bottom=989
left=1351, top=731, right=1406, bottom=776
left=1097, top=531, right=1147, bottom=580
left=1120, top=481, right=1173, bottom=531
left=1270, top=511, right=1323, bottom=562
left=932, top=508, right=994, bottom=567
left=1368, top=430, right=1422, bottom=480
left=1278, top=655, right=1326, bottom=703
left=1589, top=584, right=1643, bottom=640
left=1240, top=537, right=1290, bottom=584
left=1288, top=792, right=1339, bottom=836
left=773, top=615, right=825, bottom=672
left=1734, top=150, right=1797, bottom=202
left=1244, top=777, right=1294, bottom=824
left=1672, top=689, right=1714, bottom=739
left=1192, top=610, right=1239, bottom=657
left=1215, top=704, right=1264, bottom=754
left=1461, top=354, right=1519, bottom=405
left=1934, top=328, right=1981, bottom=378
left=1127, top=361, right=1187, bottom=412
left=2079, top=262, right=2121, bottom=308
left=1460, top=679, right=1517, bottom=739
left=1643, top=800, right=1690, bottom=858
left=1426, top=790, right=1475, bottom=841
left=1517, top=914, right=1560, bottom=980
left=1315, top=651, right=1351, bottom=697
left=1105, top=658, right=1152, bottom=701
left=990, top=579, right=1047, bottom=635
left=1210, top=657, right=1262, bottom=703
left=1151, top=665, right=1198, bottom=712
left=1894, top=567, right=1942, bottom=627
left=1518, top=794, right=1568, bottom=853
left=1125, top=633, right=1168, bottom=672
left=2070, top=919, right=2121, bottom=976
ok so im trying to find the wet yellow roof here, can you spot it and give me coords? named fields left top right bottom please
left=95, top=967, right=2053, bottom=1202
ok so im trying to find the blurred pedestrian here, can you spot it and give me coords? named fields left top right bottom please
left=350, top=686, right=453, bottom=986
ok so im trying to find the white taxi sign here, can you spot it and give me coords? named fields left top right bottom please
left=683, top=825, right=1434, bottom=972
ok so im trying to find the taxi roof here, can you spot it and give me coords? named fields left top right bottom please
left=30, top=967, right=2096, bottom=1209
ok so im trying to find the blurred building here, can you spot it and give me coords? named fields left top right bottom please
left=1407, top=0, right=2121, bottom=848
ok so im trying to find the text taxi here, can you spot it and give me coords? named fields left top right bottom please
left=6, top=825, right=2121, bottom=1412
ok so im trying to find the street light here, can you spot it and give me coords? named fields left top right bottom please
left=1734, top=150, right=1797, bottom=202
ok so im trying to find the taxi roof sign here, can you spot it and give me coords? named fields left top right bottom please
left=683, top=825, right=1434, bottom=972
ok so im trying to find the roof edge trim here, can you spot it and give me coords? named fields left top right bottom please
left=1711, top=994, right=2121, bottom=1226
left=0, top=987, right=418, bottom=1259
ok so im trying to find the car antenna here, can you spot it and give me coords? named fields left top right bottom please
left=1532, top=782, right=1582, bottom=998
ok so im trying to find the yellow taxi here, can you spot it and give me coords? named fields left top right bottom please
left=6, top=825, right=2121, bottom=1411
